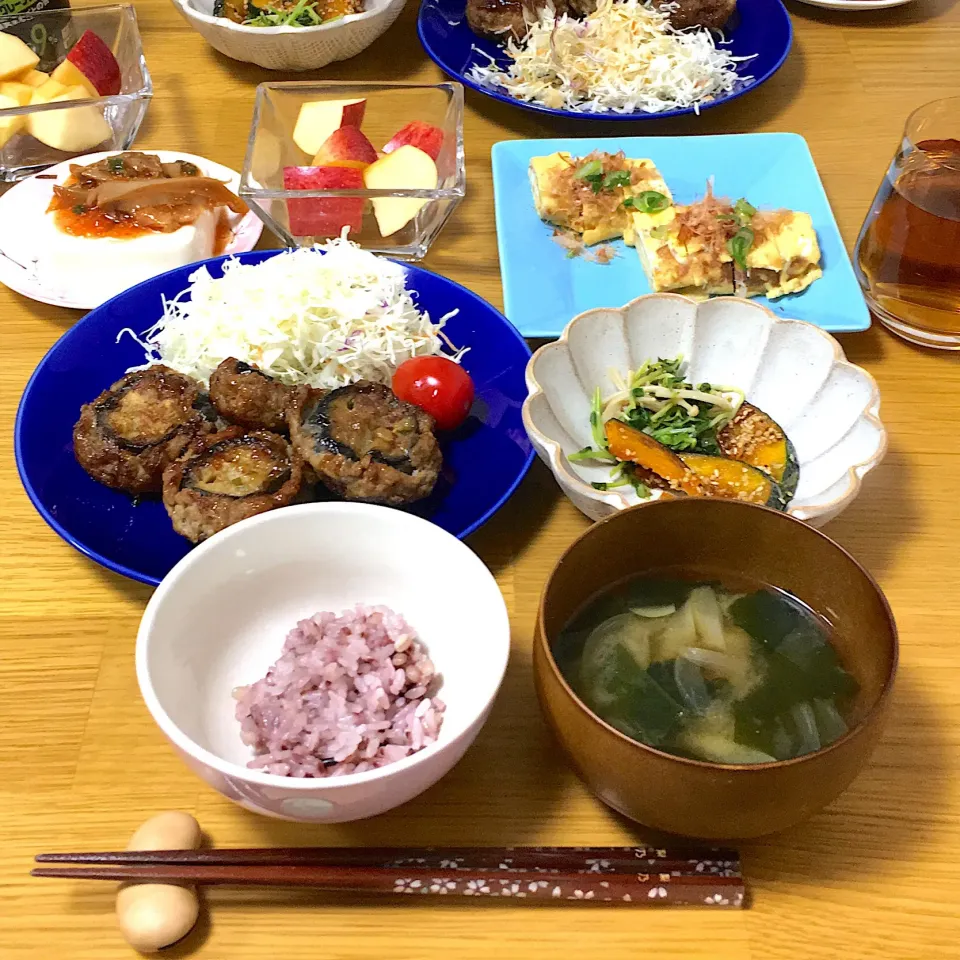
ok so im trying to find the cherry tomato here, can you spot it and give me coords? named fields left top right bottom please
left=392, top=356, right=475, bottom=432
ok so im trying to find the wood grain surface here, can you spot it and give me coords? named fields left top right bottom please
left=2, top=0, right=960, bottom=957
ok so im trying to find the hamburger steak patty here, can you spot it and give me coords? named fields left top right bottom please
left=288, top=381, right=442, bottom=506
left=208, top=357, right=294, bottom=434
left=162, top=427, right=305, bottom=542
left=73, top=365, right=217, bottom=494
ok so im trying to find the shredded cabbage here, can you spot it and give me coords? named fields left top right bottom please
left=467, top=0, right=753, bottom=115
left=121, top=238, right=458, bottom=389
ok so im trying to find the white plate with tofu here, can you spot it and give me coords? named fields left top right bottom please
left=0, top=150, right=263, bottom=310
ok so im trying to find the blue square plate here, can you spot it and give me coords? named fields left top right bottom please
left=492, top=133, right=870, bottom=338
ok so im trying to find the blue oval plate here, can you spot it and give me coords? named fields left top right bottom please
left=15, top=251, right=534, bottom=586
left=418, top=0, right=793, bottom=121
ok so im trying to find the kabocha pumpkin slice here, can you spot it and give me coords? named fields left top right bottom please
left=604, top=419, right=702, bottom=495
left=677, top=453, right=786, bottom=510
left=718, top=402, right=799, bottom=499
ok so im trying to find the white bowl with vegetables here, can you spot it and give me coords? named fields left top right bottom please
left=169, top=0, right=407, bottom=70
left=523, top=294, right=887, bottom=527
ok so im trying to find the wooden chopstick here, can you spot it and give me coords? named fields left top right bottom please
left=35, top=845, right=739, bottom=874
left=32, top=847, right=745, bottom=907
left=31, top=863, right=743, bottom=906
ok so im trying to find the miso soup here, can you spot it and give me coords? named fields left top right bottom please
left=553, top=577, right=858, bottom=765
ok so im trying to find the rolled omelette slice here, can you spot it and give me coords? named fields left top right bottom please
left=529, top=152, right=672, bottom=247
left=633, top=202, right=823, bottom=300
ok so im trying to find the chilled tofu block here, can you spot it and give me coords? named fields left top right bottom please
left=44, top=208, right=218, bottom=301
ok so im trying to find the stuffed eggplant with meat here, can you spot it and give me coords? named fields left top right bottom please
left=208, top=357, right=294, bottom=434
left=162, top=427, right=305, bottom=543
left=73, top=366, right=218, bottom=494
left=288, top=381, right=442, bottom=506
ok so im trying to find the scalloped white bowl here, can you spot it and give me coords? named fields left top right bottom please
left=170, top=0, right=406, bottom=70
left=523, top=295, right=886, bottom=527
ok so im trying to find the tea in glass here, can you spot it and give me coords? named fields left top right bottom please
left=855, top=98, right=960, bottom=350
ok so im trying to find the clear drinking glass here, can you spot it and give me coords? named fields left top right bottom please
left=854, top=97, right=960, bottom=350
left=0, top=4, right=152, bottom=182
left=240, top=81, right=465, bottom=260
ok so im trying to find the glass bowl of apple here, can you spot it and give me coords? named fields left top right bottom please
left=0, top=4, right=151, bottom=183
left=240, top=81, right=465, bottom=260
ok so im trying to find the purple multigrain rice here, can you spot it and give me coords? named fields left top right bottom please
left=233, top=604, right=444, bottom=778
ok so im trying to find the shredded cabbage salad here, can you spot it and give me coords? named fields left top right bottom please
left=467, top=0, right=752, bottom=115
left=121, top=238, right=458, bottom=389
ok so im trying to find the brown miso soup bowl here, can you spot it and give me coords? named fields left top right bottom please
left=533, top=498, right=898, bottom=840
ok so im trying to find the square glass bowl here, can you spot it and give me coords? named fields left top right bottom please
left=0, top=4, right=151, bottom=182
left=240, top=81, right=465, bottom=260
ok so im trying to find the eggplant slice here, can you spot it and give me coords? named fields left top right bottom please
left=208, top=357, right=293, bottom=433
left=73, top=365, right=217, bottom=494
left=288, top=381, right=442, bottom=505
left=162, top=427, right=304, bottom=543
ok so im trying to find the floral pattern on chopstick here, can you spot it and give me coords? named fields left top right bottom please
left=389, top=869, right=744, bottom=906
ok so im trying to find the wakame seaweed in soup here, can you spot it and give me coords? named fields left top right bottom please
left=553, top=578, right=858, bottom=765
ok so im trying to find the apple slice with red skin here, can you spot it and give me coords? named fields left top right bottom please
left=382, top=122, right=444, bottom=163
left=283, top=166, right=365, bottom=238
left=51, top=58, right=98, bottom=99
left=292, top=99, right=366, bottom=156
left=311, top=126, right=377, bottom=170
left=66, top=30, right=121, bottom=96
left=363, top=145, right=439, bottom=238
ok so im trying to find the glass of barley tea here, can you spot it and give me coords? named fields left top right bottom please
left=855, top=98, right=960, bottom=349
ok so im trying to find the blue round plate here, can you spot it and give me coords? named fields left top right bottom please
left=418, top=0, right=792, bottom=121
left=15, top=251, right=534, bottom=586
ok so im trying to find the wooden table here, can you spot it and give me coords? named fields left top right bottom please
left=3, top=0, right=960, bottom=956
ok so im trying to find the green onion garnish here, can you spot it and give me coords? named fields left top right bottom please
left=602, top=170, right=632, bottom=191
left=624, top=191, right=671, bottom=214
left=727, top=226, right=755, bottom=271
left=574, top=159, right=603, bottom=181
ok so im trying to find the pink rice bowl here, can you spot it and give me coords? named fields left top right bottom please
left=234, top=605, right=445, bottom=778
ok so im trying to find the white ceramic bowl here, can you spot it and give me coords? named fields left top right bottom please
left=136, top=502, right=510, bottom=822
left=169, top=0, right=407, bottom=70
left=523, top=295, right=886, bottom=527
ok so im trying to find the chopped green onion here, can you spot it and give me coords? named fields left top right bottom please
left=650, top=224, right=670, bottom=240
left=72, top=204, right=86, bottom=214
left=574, top=159, right=603, bottom=181
left=107, top=156, right=124, bottom=172
left=734, top=198, right=757, bottom=221
left=727, top=226, right=755, bottom=271
left=602, top=170, right=632, bottom=191
left=624, top=191, right=671, bottom=214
